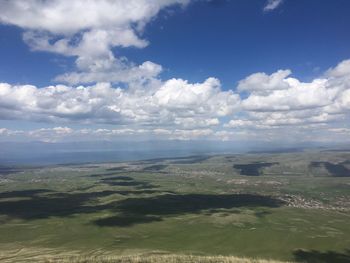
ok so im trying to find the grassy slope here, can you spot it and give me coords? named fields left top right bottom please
left=0, top=247, right=293, bottom=263
left=0, top=152, right=349, bottom=262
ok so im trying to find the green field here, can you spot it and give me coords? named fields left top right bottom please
left=0, top=150, right=350, bottom=262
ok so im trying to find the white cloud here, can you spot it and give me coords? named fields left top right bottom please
left=263, top=0, right=284, bottom=12
left=0, top=1, right=188, bottom=35
left=2, top=59, right=350, bottom=142
left=241, top=78, right=335, bottom=111
left=0, top=128, right=23, bottom=136
left=27, top=126, right=74, bottom=142
left=0, top=0, right=189, bottom=84
left=0, top=78, right=239, bottom=129
left=170, top=129, right=214, bottom=140
left=327, top=59, right=350, bottom=78
left=55, top=60, right=163, bottom=85
left=0, top=127, right=217, bottom=142
left=0, top=0, right=350, bottom=143
left=224, top=119, right=259, bottom=129
left=336, top=89, right=350, bottom=110
left=227, top=111, right=343, bottom=130
left=174, top=118, right=220, bottom=129
left=154, top=78, right=239, bottom=117
left=224, top=59, right=350, bottom=137
left=237, top=69, right=291, bottom=95
left=328, top=128, right=350, bottom=134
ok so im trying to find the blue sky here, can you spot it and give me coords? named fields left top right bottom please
left=0, top=0, right=350, bottom=144
left=1, top=0, right=350, bottom=87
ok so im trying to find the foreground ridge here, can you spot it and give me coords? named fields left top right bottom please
left=52, top=255, right=293, bottom=263
left=0, top=249, right=293, bottom=263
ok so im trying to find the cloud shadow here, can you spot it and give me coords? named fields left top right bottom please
left=294, top=249, right=350, bottom=263
left=94, top=193, right=284, bottom=227
left=233, top=162, right=278, bottom=176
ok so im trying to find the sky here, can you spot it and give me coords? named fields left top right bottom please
left=0, top=0, right=350, bottom=145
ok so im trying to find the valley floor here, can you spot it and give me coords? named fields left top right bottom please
left=0, top=151, right=349, bottom=262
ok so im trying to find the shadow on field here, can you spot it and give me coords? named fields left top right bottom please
left=233, top=162, right=278, bottom=176
left=94, top=193, right=284, bottom=227
left=294, top=249, right=350, bottom=263
left=100, top=176, right=158, bottom=189
left=88, top=172, right=126, bottom=177
left=142, top=164, right=168, bottom=172
left=0, top=187, right=159, bottom=220
left=93, top=174, right=159, bottom=189
left=95, top=214, right=162, bottom=227
left=0, top=166, right=22, bottom=175
left=133, top=155, right=211, bottom=165
left=106, top=166, right=127, bottom=171
left=102, top=181, right=154, bottom=187
left=0, top=189, right=53, bottom=199
left=170, top=156, right=211, bottom=164
left=254, top=210, right=272, bottom=218
left=100, top=176, right=134, bottom=181
left=0, top=180, right=283, bottom=227
left=0, top=190, right=117, bottom=220
left=87, top=171, right=159, bottom=188
left=311, top=162, right=350, bottom=177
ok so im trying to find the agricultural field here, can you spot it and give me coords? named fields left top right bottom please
left=0, top=150, right=350, bottom=263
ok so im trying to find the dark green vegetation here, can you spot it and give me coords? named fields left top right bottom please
left=293, top=249, right=350, bottom=263
left=311, top=161, right=350, bottom=177
left=0, top=150, right=349, bottom=262
left=233, top=162, right=277, bottom=176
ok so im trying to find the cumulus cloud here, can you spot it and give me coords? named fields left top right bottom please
left=0, top=1, right=189, bottom=35
left=263, top=0, right=284, bottom=12
left=0, top=78, right=239, bottom=128
left=0, top=128, right=23, bottom=136
left=0, top=127, right=217, bottom=142
left=1, top=1, right=350, bottom=143
left=237, top=69, right=292, bottom=94
left=226, top=59, right=350, bottom=137
left=226, top=112, right=343, bottom=129
left=0, top=0, right=189, bottom=84
left=9, top=125, right=339, bottom=144
left=2, top=58, right=350, bottom=142
left=241, top=78, right=335, bottom=111
left=327, top=59, right=350, bottom=78
left=154, top=78, right=239, bottom=117
left=54, top=60, right=163, bottom=85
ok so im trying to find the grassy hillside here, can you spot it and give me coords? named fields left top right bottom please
left=0, top=248, right=294, bottom=263
left=0, top=151, right=349, bottom=262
